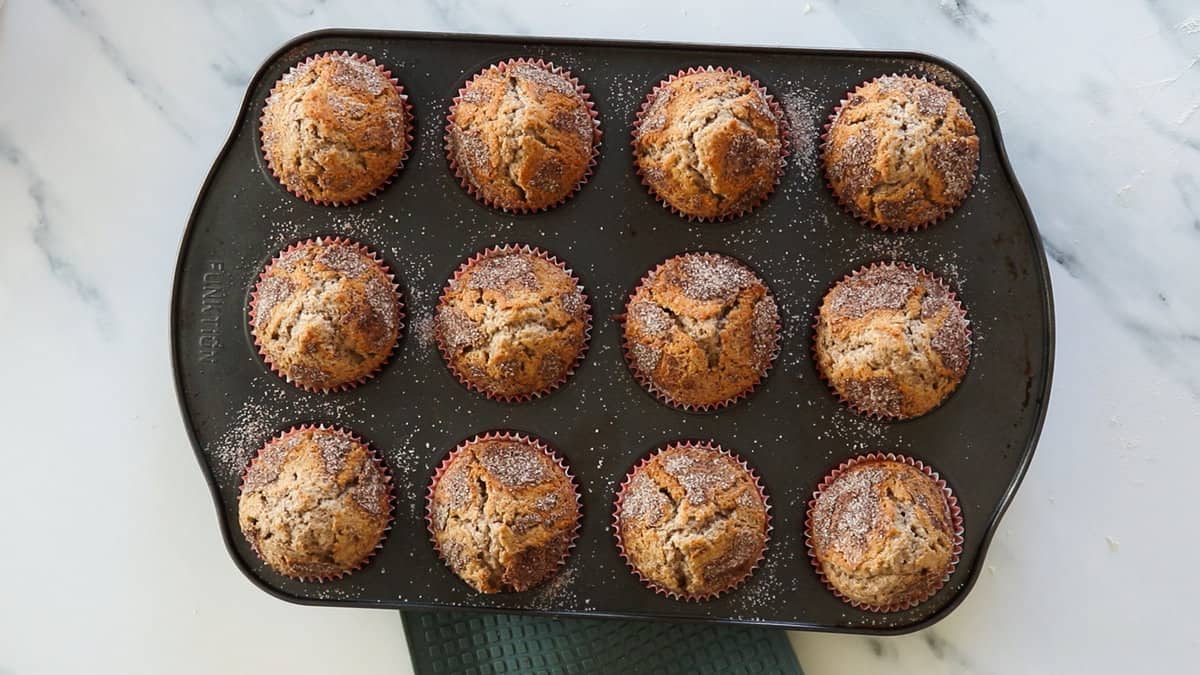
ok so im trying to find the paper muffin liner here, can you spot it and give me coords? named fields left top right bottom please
left=425, top=430, right=582, bottom=592
left=249, top=236, right=405, bottom=393
left=618, top=252, right=781, bottom=413
left=238, top=423, right=395, bottom=583
left=612, top=440, right=772, bottom=602
left=811, top=260, right=971, bottom=421
left=444, top=58, right=602, bottom=214
left=804, top=452, right=964, bottom=613
left=260, top=51, right=414, bottom=207
left=433, top=243, right=592, bottom=403
left=631, top=66, right=791, bottom=223
left=821, top=73, right=979, bottom=232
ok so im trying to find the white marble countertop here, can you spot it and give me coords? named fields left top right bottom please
left=2, top=1, right=1198, bottom=673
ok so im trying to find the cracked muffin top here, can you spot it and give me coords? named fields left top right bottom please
left=615, top=443, right=769, bottom=599
left=446, top=60, right=598, bottom=212
left=633, top=68, right=784, bottom=220
left=261, top=52, right=410, bottom=205
left=434, top=246, right=589, bottom=401
left=428, top=434, right=579, bottom=593
left=809, top=458, right=957, bottom=609
left=814, top=263, right=970, bottom=420
left=238, top=426, right=391, bottom=580
left=251, top=238, right=402, bottom=392
left=622, top=253, right=779, bottom=410
left=824, top=75, right=978, bottom=230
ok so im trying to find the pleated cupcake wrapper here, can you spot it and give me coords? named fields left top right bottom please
left=618, top=252, right=781, bottom=413
left=821, top=73, right=979, bottom=232
left=260, top=51, right=414, bottom=207
left=612, top=440, right=772, bottom=602
left=238, top=423, right=395, bottom=583
left=810, top=260, right=971, bottom=422
left=444, top=58, right=602, bottom=214
left=249, top=236, right=405, bottom=393
left=804, top=452, right=964, bottom=613
left=434, top=243, right=592, bottom=403
left=631, top=66, right=790, bottom=223
left=425, top=430, right=582, bottom=592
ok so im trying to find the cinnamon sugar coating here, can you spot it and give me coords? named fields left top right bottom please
left=261, top=53, right=409, bottom=204
left=814, top=263, right=969, bottom=420
left=634, top=69, right=784, bottom=220
left=238, top=427, right=391, bottom=580
left=623, top=253, right=779, bottom=409
left=428, top=436, right=578, bottom=593
left=809, top=459, right=956, bottom=608
left=824, top=75, right=978, bottom=230
left=615, top=443, right=769, bottom=599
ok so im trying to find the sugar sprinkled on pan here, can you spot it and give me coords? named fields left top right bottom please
left=180, top=37, right=1047, bottom=629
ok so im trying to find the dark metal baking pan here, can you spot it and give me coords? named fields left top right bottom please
left=171, top=29, right=1053, bottom=634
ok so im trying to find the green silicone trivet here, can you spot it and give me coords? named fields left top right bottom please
left=400, top=610, right=802, bottom=675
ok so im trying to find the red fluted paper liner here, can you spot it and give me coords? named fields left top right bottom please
left=425, top=431, right=582, bottom=592
left=619, top=252, right=781, bottom=413
left=444, top=58, right=602, bottom=214
left=433, top=243, right=592, bottom=403
left=804, top=452, right=964, bottom=613
left=249, top=236, right=404, bottom=393
left=811, top=260, right=971, bottom=421
left=238, top=424, right=395, bottom=583
left=612, top=440, right=772, bottom=602
left=821, top=73, right=979, bottom=231
left=260, top=51, right=414, bottom=207
left=630, top=66, right=790, bottom=223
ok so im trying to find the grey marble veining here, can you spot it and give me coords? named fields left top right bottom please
left=0, top=1, right=1197, bottom=674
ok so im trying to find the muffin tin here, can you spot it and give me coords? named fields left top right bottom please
left=171, top=29, right=1054, bottom=634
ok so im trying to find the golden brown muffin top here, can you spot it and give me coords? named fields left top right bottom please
left=428, top=435, right=579, bottom=593
left=616, top=443, right=769, bottom=599
left=238, top=426, right=391, bottom=580
left=447, top=61, right=598, bottom=211
left=814, top=263, right=969, bottom=419
left=633, top=69, right=784, bottom=220
left=824, top=75, right=978, bottom=230
left=261, top=52, right=409, bottom=204
left=623, top=253, right=779, bottom=410
left=809, top=458, right=957, bottom=609
left=435, top=247, right=589, bottom=401
left=252, top=238, right=401, bottom=391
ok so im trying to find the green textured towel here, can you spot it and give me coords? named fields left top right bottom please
left=401, top=610, right=802, bottom=675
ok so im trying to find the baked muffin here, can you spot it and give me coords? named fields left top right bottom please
left=238, top=425, right=392, bottom=580
left=814, top=262, right=969, bottom=420
left=251, top=237, right=402, bottom=391
left=824, top=75, right=979, bottom=230
left=614, top=442, right=769, bottom=599
left=622, top=253, right=779, bottom=410
left=261, top=52, right=410, bottom=205
left=446, top=59, right=599, bottom=212
left=807, top=455, right=960, bottom=610
left=633, top=67, right=785, bottom=220
left=434, top=245, right=590, bottom=401
left=427, top=433, right=579, bottom=593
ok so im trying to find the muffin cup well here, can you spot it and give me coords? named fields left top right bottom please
left=238, top=423, right=395, bottom=583
left=618, top=252, right=781, bottom=413
left=259, top=51, right=414, bottom=207
left=631, top=66, right=790, bottom=223
left=424, top=430, right=582, bottom=593
left=444, top=58, right=602, bottom=214
left=433, top=243, right=592, bottom=403
left=249, top=236, right=405, bottom=393
left=804, top=452, right=964, bottom=613
left=611, top=440, right=772, bottom=602
left=811, top=260, right=971, bottom=421
left=821, top=73, right=979, bottom=232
